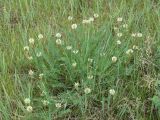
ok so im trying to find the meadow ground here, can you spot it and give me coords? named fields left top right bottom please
left=0, top=0, right=160, bottom=120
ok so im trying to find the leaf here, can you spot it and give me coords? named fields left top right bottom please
left=58, top=109, right=71, bottom=118
left=152, top=96, right=160, bottom=108
left=126, top=65, right=133, bottom=76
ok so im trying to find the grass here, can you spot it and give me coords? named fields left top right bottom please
left=1, top=0, right=160, bottom=119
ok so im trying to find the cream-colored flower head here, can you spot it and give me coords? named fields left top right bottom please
left=56, top=33, right=62, bottom=38
left=24, top=98, right=31, bottom=104
left=39, top=73, right=44, bottom=79
left=84, top=88, right=91, bottom=94
left=56, top=39, right=62, bottom=45
left=117, top=33, right=123, bottom=37
left=88, top=58, right=93, bottom=63
left=71, top=24, right=77, bottom=29
left=26, top=106, right=33, bottom=112
left=82, top=19, right=90, bottom=24
left=100, top=53, right=106, bottom=56
left=42, top=100, right=49, bottom=106
left=28, top=70, right=34, bottom=76
left=24, top=46, right=29, bottom=51
left=133, top=45, right=139, bottom=50
left=89, top=17, right=94, bottom=22
left=109, top=89, right=115, bottom=95
left=66, top=46, right=72, bottom=50
left=122, top=24, right=128, bottom=28
left=72, top=62, right=77, bottom=67
left=112, top=56, right=117, bottom=63
left=93, top=13, right=99, bottom=18
left=55, top=103, right=62, bottom=108
left=116, top=40, right=121, bottom=45
left=36, top=52, right=42, bottom=57
left=29, top=38, right=34, bottom=44
left=126, top=49, right=133, bottom=55
left=131, top=33, right=136, bottom=37
left=87, top=75, right=93, bottom=80
left=113, top=27, right=118, bottom=31
left=117, top=17, right=123, bottom=22
left=38, top=34, right=43, bottom=39
left=72, top=50, right=79, bottom=54
left=74, top=82, right=79, bottom=90
left=137, top=33, right=142, bottom=37
left=27, top=56, right=33, bottom=60
left=68, top=16, right=73, bottom=21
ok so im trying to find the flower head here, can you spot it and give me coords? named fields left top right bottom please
left=66, top=46, right=72, bottom=50
left=29, top=38, right=34, bottom=44
left=38, top=34, right=43, bottom=39
left=26, top=106, right=33, bottom=112
left=27, top=56, right=33, bottom=60
left=56, top=33, right=62, bottom=38
left=94, top=13, right=99, bottom=18
left=117, top=33, right=123, bottom=37
left=39, top=73, right=44, bottom=79
left=56, top=39, right=62, bottom=45
left=112, top=56, right=117, bottom=63
left=55, top=103, right=62, bottom=108
left=24, top=46, right=29, bottom=51
left=109, top=89, right=116, bottom=95
left=122, top=24, right=128, bottom=28
left=71, top=24, right=77, bottom=29
left=68, top=16, right=73, bottom=21
left=72, top=50, right=79, bottom=54
left=126, top=49, right=134, bottom=55
left=87, top=75, right=93, bottom=80
left=29, top=70, right=34, bottom=76
left=41, top=91, right=46, bottom=96
left=116, top=40, right=121, bottom=45
left=88, top=58, right=93, bottom=63
left=72, top=62, right=77, bottom=67
left=89, top=17, right=94, bottom=22
left=82, top=19, right=90, bottom=24
left=24, top=98, right=31, bottom=104
left=117, top=17, right=123, bottom=22
left=84, top=88, right=91, bottom=94
left=36, top=52, right=42, bottom=57
left=137, top=33, right=142, bottom=37
left=74, top=82, right=79, bottom=90
left=100, top=53, right=106, bottom=56
left=131, top=33, right=136, bottom=37
left=42, top=100, right=49, bottom=106
left=133, top=45, right=139, bottom=50
left=113, top=27, right=119, bottom=31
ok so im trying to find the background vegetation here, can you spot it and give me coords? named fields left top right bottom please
left=1, top=0, right=160, bottom=119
